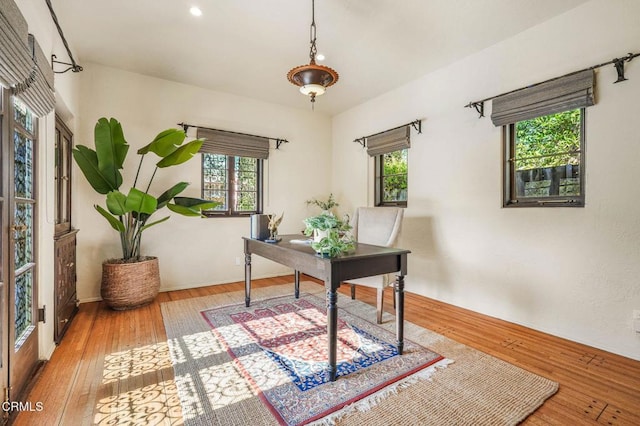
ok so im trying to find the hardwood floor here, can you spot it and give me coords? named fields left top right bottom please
left=13, top=275, right=640, bottom=425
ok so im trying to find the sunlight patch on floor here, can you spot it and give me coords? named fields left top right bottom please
left=102, top=342, right=173, bottom=384
left=96, top=342, right=183, bottom=424
left=94, top=379, right=182, bottom=425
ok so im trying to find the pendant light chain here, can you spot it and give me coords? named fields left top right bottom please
left=309, top=0, right=317, bottom=64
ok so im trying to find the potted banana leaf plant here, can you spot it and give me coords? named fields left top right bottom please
left=73, top=117, right=218, bottom=309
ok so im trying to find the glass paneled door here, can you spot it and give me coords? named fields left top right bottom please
left=7, top=95, right=39, bottom=402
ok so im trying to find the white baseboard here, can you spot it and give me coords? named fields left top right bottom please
left=77, top=272, right=295, bottom=304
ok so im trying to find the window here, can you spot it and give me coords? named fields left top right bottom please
left=375, top=148, right=408, bottom=206
left=202, top=153, right=263, bottom=216
left=365, top=124, right=414, bottom=207
left=492, top=69, right=594, bottom=207
left=504, top=108, right=585, bottom=207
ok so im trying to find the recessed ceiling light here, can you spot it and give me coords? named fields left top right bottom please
left=190, top=6, right=203, bottom=17
left=316, top=54, right=325, bottom=61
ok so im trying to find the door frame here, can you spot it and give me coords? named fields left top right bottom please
left=0, top=88, right=41, bottom=405
left=0, top=82, right=9, bottom=415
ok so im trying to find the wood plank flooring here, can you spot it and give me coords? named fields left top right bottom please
left=13, top=275, right=640, bottom=425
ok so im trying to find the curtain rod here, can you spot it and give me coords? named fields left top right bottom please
left=465, top=51, right=639, bottom=118
left=45, top=0, right=83, bottom=74
left=353, top=119, right=422, bottom=147
left=178, top=122, right=289, bottom=150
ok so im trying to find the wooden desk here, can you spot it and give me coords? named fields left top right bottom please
left=243, top=234, right=410, bottom=381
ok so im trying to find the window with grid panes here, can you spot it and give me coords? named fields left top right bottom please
left=202, top=154, right=263, bottom=216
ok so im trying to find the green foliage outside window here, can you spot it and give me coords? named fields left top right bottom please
left=506, top=108, right=584, bottom=204
left=381, top=149, right=408, bottom=202
left=515, top=109, right=581, bottom=170
left=236, top=156, right=258, bottom=211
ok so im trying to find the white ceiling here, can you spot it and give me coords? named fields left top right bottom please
left=52, top=0, right=588, bottom=116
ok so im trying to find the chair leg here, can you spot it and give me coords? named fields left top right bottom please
left=350, top=283, right=356, bottom=300
left=376, top=288, right=384, bottom=324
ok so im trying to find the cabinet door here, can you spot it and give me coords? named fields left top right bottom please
left=55, top=117, right=73, bottom=236
left=54, top=231, right=78, bottom=344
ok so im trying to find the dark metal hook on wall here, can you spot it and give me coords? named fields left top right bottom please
left=275, top=139, right=289, bottom=150
left=51, top=55, right=83, bottom=74
left=46, top=0, right=83, bottom=74
left=613, top=53, right=636, bottom=83
left=409, top=119, right=422, bottom=134
left=353, top=137, right=366, bottom=148
left=466, top=101, right=485, bottom=118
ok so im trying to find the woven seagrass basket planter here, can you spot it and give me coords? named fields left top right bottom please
left=101, top=256, right=160, bottom=310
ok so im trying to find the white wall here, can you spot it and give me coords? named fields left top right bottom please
left=15, top=0, right=82, bottom=359
left=75, top=64, right=332, bottom=301
left=332, top=0, right=640, bottom=361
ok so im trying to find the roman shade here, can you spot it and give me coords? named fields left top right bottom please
left=0, top=0, right=32, bottom=89
left=491, top=69, right=595, bottom=126
left=0, top=0, right=55, bottom=117
left=366, top=126, right=410, bottom=157
left=196, top=128, right=270, bottom=160
left=13, top=35, right=56, bottom=117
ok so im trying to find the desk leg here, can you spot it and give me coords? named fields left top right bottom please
left=294, top=270, right=300, bottom=298
left=327, top=286, right=338, bottom=381
left=395, top=274, right=405, bottom=355
left=244, top=253, right=252, bottom=307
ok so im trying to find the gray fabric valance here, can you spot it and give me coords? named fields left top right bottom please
left=491, top=69, right=595, bottom=127
left=0, top=0, right=55, bottom=117
left=366, top=126, right=410, bottom=157
left=0, top=0, right=32, bottom=89
left=196, top=128, right=270, bottom=160
left=13, top=35, right=56, bottom=117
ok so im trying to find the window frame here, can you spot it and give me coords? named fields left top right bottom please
left=201, top=153, right=264, bottom=217
left=374, top=148, right=408, bottom=208
left=503, top=108, right=586, bottom=208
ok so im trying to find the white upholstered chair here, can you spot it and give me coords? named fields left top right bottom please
left=345, top=207, right=404, bottom=323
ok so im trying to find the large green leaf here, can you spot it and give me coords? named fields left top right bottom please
left=94, top=118, right=129, bottom=189
left=139, top=216, right=170, bottom=233
left=95, top=204, right=125, bottom=232
left=156, top=140, right=203, bottom=168
left=167, top=197, right=220, bottom=216
left=124, top=188, right=158, bottom=215
left=174, top=196, right=220, bottom=209
left=166, top=203, right=203, bottom=217
left=156, top=182, right=189, bottom=209
left=72, top=145, right=116, bottom=194
left=106, top=191, right=129, bottom=215
left=137, top=128, right=186, bottom=157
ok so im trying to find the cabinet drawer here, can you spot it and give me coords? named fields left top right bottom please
left=55, top=293, right=78, bottom=344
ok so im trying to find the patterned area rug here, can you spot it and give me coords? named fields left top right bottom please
left=198, top=293, right=444, bottom=425
left=161, top=282, right=559, bottom=425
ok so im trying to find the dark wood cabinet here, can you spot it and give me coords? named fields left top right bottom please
left=54, top=117, right=77, bottom=344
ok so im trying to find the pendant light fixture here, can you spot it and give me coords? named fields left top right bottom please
left=287, top=0, right=339, bottom=108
